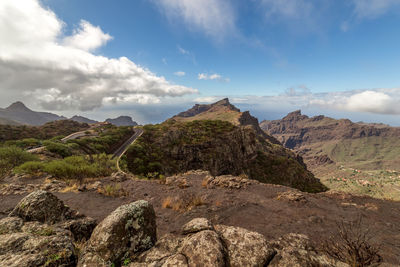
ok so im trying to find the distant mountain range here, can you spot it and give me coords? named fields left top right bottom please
left=260, top=110, right=400, bottom=171
left=0, top=101, right=138, bottom=126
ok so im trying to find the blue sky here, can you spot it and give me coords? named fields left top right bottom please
left=1, top=0, right=400, bottom=124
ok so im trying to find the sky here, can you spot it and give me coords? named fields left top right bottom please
left=0, top=0, right=400, bottom=125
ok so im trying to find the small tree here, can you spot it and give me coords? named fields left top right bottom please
left=321, top=216, right=382, bottom=267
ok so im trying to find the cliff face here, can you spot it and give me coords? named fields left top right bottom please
left=126, top=120, right=327, bottom=193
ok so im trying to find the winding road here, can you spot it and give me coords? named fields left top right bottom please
left=112, top=128, right=144, bottom=172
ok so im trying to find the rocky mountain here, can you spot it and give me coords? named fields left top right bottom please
left=172, top=98, right=279, bottom=144
left=0, top=101, right=65, bottom=125
left=105, top=116, right=138, bottom=126
left=261, top=110, right=400, bottom=199
left=70, top=115, right=98, bottom=124
left=126, top=100, right=326, bottom=193
left=260, top=110, right=400, bottom=149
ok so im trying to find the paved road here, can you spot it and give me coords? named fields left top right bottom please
left=112, top=128, right=144, bottom=159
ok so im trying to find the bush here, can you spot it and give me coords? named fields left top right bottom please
left=0, top=146, right=39, bottom=177
left=321, top=216, right=382, bottom=266
left=43, top=141, right=72, bottom=158
left=15, top=154, right=116, bottom=180
left=14, top=161, right=45, bottom=175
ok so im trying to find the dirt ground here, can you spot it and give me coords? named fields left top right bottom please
left=1, top=172, right=400, bottom=265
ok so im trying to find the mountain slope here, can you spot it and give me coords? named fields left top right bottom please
left=171, top=98, right=279, bottom=144
left=0, top=117, right=21, bottom=126
left=70, top=115, right=98, bottom=124
left=106, top=116, right=138, bottom=126
left=261, top=110, right=400, bottom=199
left=0, top=101, right=65, bottom=125
left=126, top=100, right=327, bottom=193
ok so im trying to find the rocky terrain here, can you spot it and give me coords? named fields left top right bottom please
left=1, top=171, right=398, bottom=266
left=261, top=110, right=400, bottom=200
left=126, top=102, right=326, bottom=192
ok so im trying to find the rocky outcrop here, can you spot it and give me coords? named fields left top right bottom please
left=174, top=98, right=240, bottom=118
left=0, top=191, right=96, bottom=267
left=78, top=200, right=157, bottom=267
left=126, top=120, right=327, bottom=193
left=130, top=217, right=343, bottom=267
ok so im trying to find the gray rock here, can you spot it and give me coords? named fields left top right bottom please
left=180, top=230, right=226, bottom=267
left=79, top=200, right=157, bottom=266
left=59, top=217, right=97, bottom=241
left=9, top=190, right=77, bottom=223
left=182, top=218, right=214, bottom=234
left=215, top=224, right=276, bottom=267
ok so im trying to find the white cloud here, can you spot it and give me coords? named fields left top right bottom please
left=174, top=71, right=185, bottom=76
left=310, top=89, right=400, bottom=114
left=178, top=46, right=190, bottom=55
left=352, top=0, right=400, bottom=18
left=0, top=0, right=197, bottom=111
left=198, top=73, right=230, bottom=82
left=154, top=0, right=235, bottom=40
left=63, top=20, right=112, bottom=52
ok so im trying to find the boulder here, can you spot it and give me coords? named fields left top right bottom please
left=0, top=216, right=23, bottom=234
left=180, top=230, right=226, bottom=267
left=215, top=224, right=276, bottom=267
left=181, top=217, right=214, bottom=234
left=79, top=200, right=157, bottom=266
left=0, top=218, right=77, bottom=267
left=9, top=190, right=77, bottom=223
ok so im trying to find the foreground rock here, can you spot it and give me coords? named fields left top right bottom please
left=130, top=217, right=343, bottom=267
left=0, top=190, right=96, bottom=267
left=78, top=200, right=157, bottom=267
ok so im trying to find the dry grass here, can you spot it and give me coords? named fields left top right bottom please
left=97, top=183, right=129, bottom=197
left=162, top=194, right=206, bottom=212
left=59, top=183, right=78, bottom=193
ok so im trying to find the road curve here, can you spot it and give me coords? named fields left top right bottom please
left=113, top=128, right=144, bottom=172
left=112, top=128, right=144, bottom=159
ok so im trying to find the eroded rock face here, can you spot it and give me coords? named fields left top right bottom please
left=79, top=200, right=157, bottom=266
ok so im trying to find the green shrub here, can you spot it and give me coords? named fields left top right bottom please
left=0, top=146, right=38, bottom=177
left=43, top=141, right=72, bottom=158
left=14, top=161, right=45, bottom=175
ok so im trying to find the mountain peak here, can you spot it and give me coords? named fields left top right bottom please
left=283, top=110, right=308, bottom=121
left=212, top=98, right=240, bottom=112
left=6, top=101, right=31, bottom=112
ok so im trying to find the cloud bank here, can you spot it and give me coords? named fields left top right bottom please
left=0, top=0, right=197, bottom=111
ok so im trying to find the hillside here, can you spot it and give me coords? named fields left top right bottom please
left=0, top=117, right=21, bottom=126
left=0, top=101, right=65, bottom=125
left=0, top=120, right=90, bottom=142
left=261, top=110, right=400, bottom=199
left=125, top=101, right=327, bottom=193
left=172, top=98, right=279, bottom=143
left=70, top=115, right=98, bottom=124
left=106, top=116, right=138, bottom=126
